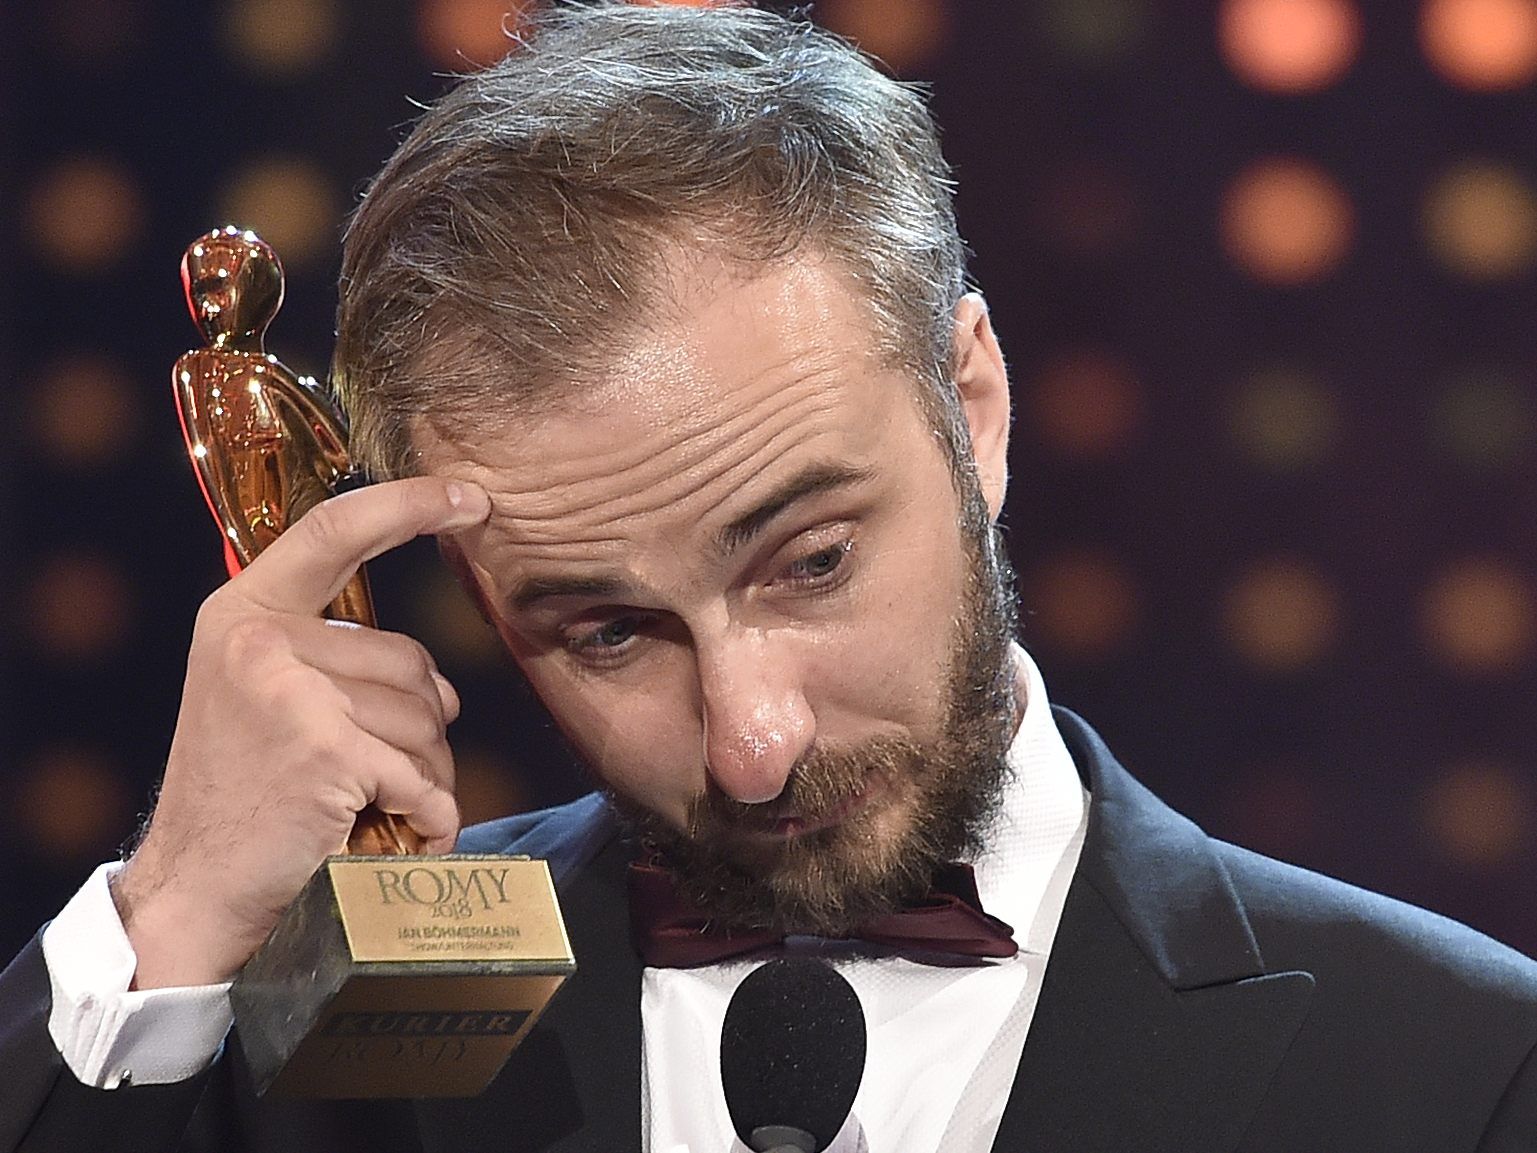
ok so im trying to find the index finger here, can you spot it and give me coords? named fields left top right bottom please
left=233, top=477, right=492, bottom=616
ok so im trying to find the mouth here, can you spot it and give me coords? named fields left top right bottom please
left=754, top=773, right=887, bottom=840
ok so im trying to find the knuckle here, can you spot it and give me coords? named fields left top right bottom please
left=192, top=585, right=249, bottom=639
left=377, top=632, right=438, bottom=691
left=398, top=636, right=436, bottom=682
left=412, top=701, right=447, bottom=748
left=297, top=700, right=355, bottom=765
left=260, top=664, right=334, bottom=717
left=219, top=614, right=291, bottom=669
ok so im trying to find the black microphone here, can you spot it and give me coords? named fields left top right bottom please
left=719, top=958, right=868, bottom=1153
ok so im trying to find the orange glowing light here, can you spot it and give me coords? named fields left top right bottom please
left=1422, top=762, right=1533, bottom=868
left=27, top=157, right=145, bottom=274
left=32, top=355, right=141, bottom=467
left=28, top=554, right=133, bottom=662
left=1222, top=557, right=1339, bottom=671
left=221, top=0, right=340, bottom=74
left=1423, top=161, right=1537, bottom=281
left=1422, top=0, right=1537, bottom=90
left=18, top=747, right=134, bottom=860
left=818, top=0, right=950, bottom=74
left=418, top=0, right=536, bottom=70
left=1220, top=157, right=1354, bottom=284
left=219, top=158, right=337, bottom=266
left=1030, top=349, right=1143, bottom=460
left=1023, top=549, right=1139, bottom=659
left=1421, top=557, right=1535, bottom=673
left=1219, top=0, right=1361, bottom=92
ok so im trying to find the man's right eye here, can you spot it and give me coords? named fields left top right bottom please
left=568, top=615, right=646, bottom=660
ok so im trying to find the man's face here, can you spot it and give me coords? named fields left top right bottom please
left=423, top=254, right=1017, bottom=933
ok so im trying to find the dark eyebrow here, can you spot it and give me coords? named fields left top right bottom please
left=508, top=574, right=626, bottom=613
left=716, top=462, right=875, bottom=556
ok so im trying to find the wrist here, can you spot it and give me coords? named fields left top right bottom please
left=111, top=856, right=261, bottom=989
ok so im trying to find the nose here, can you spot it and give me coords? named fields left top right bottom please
left=697, top=630, right=814, bottom=805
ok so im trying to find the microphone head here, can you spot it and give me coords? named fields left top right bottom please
left=719, top=958, right=868, bottom=1152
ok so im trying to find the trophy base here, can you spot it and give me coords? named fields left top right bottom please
left=230, top=854, right=574, bottom=1099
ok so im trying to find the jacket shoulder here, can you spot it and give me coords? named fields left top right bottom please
left=1218, top=839, right=1537, bottom=1004
left=1214, top=843, right=1537, bottom=1145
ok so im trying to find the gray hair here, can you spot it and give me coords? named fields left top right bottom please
left=333, top=2, right=971, bottom=479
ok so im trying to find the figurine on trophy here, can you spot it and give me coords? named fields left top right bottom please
left=173, top=225, right=411, bottom=855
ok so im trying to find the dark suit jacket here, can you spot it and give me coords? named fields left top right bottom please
left=4, top=709, right=1536, bottom=1152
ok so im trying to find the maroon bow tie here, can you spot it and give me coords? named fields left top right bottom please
left=628, top=856, right=1019, bottom=968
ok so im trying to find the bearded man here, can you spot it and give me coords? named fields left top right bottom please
left=3, top=5, right=1536, bottom=1152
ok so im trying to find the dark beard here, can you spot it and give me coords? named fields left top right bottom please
left=618, top=486, right=1019, bottom=936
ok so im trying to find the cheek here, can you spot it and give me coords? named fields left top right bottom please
left=501, top=631, right=707, bottom=828
left=803, top=529, right=966, bottom=736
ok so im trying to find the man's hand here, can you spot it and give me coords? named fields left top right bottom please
left=112, top=477, right=493, bottom=989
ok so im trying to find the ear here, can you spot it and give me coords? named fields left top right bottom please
left=953, top=292, right=1011, bottom=520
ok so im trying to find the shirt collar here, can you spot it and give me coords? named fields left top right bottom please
left=967, top=645, right=1090, bottom=952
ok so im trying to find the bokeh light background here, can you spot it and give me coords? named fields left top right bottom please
left=7, top=0, right=1537, bottom=959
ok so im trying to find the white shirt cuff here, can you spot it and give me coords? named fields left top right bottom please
left=41, top=862, right=233, bottom=1089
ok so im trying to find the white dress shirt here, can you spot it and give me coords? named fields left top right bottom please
left=41, top=649, right=1088, bottom=1152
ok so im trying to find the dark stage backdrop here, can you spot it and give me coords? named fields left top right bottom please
left=6, top=0, right=1537, bottom=962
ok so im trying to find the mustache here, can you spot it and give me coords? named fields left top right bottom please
left=685, top=736, right=921, bottom=837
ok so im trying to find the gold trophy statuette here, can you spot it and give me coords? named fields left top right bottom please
left=173, top=226, right=574, bottom=1098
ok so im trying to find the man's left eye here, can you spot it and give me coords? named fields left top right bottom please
left=587, top=617, right=641, bottom=648
left=567, top=616, right=646, bottom=660
left=785, top=540, right=853, bottom=583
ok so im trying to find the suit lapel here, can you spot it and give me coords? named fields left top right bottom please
left=993, top=712, right=1315, bottom=1151
left=414, top=816, right=644, bottom=1153
left=998, top=878, right=1313, bottom=1150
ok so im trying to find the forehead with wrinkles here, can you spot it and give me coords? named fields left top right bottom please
left=413, top=256, right=909, bottom=551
